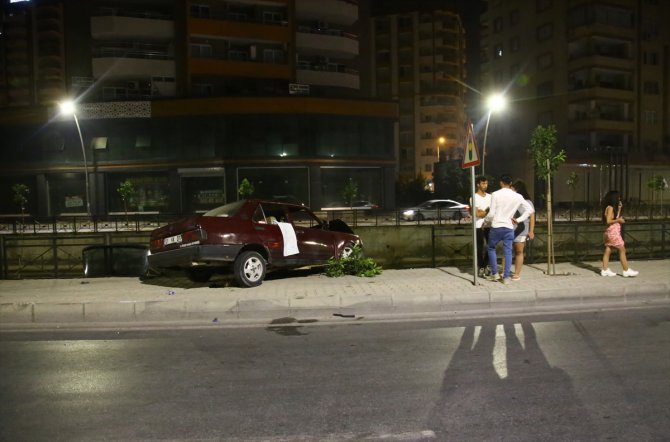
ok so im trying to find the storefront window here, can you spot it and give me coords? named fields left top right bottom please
left=181, top=176, right=226, bottom=213
left=0, top=176, right=37, bottom=215
left=107, top=173, right=172, bottom=213
left=47, top=173, right=88, bottom=214
left=321, top=168, right=382, bottom=208
left=237, top=167, right=309, bottom=206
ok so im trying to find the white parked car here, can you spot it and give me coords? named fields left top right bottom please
left=402, top=199, right=470, bottom=221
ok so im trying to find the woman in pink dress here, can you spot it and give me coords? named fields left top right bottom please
left=601, top=190, right=638, bottom=277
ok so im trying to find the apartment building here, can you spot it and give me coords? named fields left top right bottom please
left=0, top=0, right=397, bottom=216
left=371, top=8, right=468, bottom=184
left=481, top=0, right=669, bottom=204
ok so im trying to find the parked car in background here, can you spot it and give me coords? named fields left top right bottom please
left=350, top=200, right=379, bottom=209
left=402, top=199, right=470, bottom=221
left=147, top=199, right=360, bottom=287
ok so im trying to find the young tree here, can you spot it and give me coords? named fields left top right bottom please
left=117, top=179, right=137, bottom=222
left=342, top=179, right=358, bottom=207
left=238, top=178, right=254, bottom=199
left=647, top=175, right=667, bottom=218
left=566, top=171, right=579, bottom=221
left=12, top=183, right=29, bottom=217
left=529, top=125, right=566, bottom=275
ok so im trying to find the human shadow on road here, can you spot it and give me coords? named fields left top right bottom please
left=427, top=322, right=598, bottom=440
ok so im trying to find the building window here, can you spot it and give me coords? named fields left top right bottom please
left=189, top=4, right=210, bottom=18
left=399, top=65, right=412, bottom=78
left=263, top=49, right=284, bottom=64
left=537, top=80, right=554, bottom=98
left=494, top=70, right=504, bottom=85
left=643, top=81, right=660, bottom=94
left=91, top=137, right=108, bottom=150
left=536, top=0, right=552, bottom=12
left=643, top=110, right=658, bottom=124
left=642, top=52, right=658, bottom=65
left=191, top=44, right=212, bottom=58
left=537, top=52, right=553, bottom=70
left=536, top=23, right=553, bottom=41
left=510, top=9, right=520, bottom=25
left=510, top=63, right=521, bottom=78
left=642, top=18, right=658, bottom=40
left=398, top=16, right=412, bottom=31
left=493, top=17, right=503, bottom=33
left=493, top=44, right=503, bottom=58
left=510, top=36, right=520, bottom=52
left=538, top=111, right=554, bottom=126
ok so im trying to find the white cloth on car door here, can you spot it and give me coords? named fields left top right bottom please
left=277, top=221, right=299, bottom=256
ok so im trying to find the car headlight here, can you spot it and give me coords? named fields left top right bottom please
left=403, top=210, right=415, bottom=216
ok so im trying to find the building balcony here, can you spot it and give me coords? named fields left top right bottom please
left=296, top=28, right=358, bottom=59
left=568, top=54, right=633, bottom=71
left=190, top=58, right=291, bottom=79
left=568, top=116, right=634, bottom=132
left=91, top=15, right=173, bottom=40
left=189, top=17, right=290, bottom=42
left=295, top=0, right=358, bottom=27
left=296, top=64, right=360, bottom=90
left=568, top=85, right=634, bottom=102
left=568, top=23, right=635, bottom=41
left=92, top=57, right=175, bottom=81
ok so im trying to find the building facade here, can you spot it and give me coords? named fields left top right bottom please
left=481, top=0, right=669, bottom=204
left=371, top=8, right=468, bottom=184
left=0, top=0, right=397, bottom=216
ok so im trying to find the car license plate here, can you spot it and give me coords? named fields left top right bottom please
left=163, top=234, right=182, bottom=246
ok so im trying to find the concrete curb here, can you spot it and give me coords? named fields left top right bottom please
left=1, top=282, right=668, bottom=325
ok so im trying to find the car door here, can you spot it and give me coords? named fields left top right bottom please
left=287, top=206, right=334, bottom=263
left=251, top=203, right=288, bottom=265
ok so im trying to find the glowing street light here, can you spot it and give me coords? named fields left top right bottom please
left=437, top=136, right=446, bottom=162
left=482, top=93, right=507, bottom=177
left=59, top=100, right=91, bottom=215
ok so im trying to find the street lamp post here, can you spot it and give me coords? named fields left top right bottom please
left=59, top=100, right=91, bottom=215
left=437, top=136, right=446, bottom=162
left=481, top=93, right=506, bottom=177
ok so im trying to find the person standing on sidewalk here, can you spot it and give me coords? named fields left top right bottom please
left=484, top=175, right=533, bottom=284
left=510, top=179, right=535, bottom=281
left=601, top=190, right=638, bottom=277
left=470, top=175, right=492, bottom=276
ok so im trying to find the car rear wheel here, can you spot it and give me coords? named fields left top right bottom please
left=233, top=251, right=266, bottom=287
left=416, top=213, right=425, bottom=221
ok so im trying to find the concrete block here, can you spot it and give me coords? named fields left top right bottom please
left=625, top=283, right=669, bottom=302
left=0, top=302, right=34, bottom=323
left=84, top=302, right=136, bottom=322
left=235, top=299, right=290, bottom=319
left=34, top=302, right=85, bottom=323
left=490, top=289, right=535, bottom=307
left=340, top=294, right=394, bottom=314
left=441, top=290, right=490, bottom=311
left=391, top=293, right=443, bottom=313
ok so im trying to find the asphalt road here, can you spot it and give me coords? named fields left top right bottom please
left=1, top=308, right=669, bottom=442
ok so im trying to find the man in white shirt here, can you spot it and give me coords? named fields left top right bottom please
left=484, top=175, right=534, bottom=284
left=470, top=175, right=491, bottom=276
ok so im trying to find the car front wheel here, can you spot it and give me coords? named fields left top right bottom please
left=233, top=251, right=266, bottom=287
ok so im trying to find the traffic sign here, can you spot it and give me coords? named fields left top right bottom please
left=462, top=122, right=481, bottom=169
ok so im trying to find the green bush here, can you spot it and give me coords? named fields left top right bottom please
left=326, top=244, right=382, bottom=278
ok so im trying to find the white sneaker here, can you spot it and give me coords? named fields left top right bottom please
left=600, top=268, right=616, bottom=277
left=486, top=273, right=501, bottom=282
left=622, top=268, right=639, bottom=278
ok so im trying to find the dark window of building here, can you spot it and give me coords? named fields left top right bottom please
left=643, top=81, right=660, bottom=94
left=181, top=175, right=226, bottom=214
left=510, top=63, right=521, bottom=78
left=398, top=16, right=412, bottom=31
left=399, top=65, right=412, bottom=78
left=537, top=80, right=554, bottom=98
left=493, top=17, right=503, bottom=33
left=537, top=52, right=553, bottom=70
left=538, top=111, right=554, bottom=126
left=510, top=9, right=520, bottom=25
left=107, top=173, right=172, bottom=213
left=536, top=0, right=552, bottom=12
left=321, top=168, right=382, bottom=209
left=537, top=23, right=553, bottom=41
left=510, top=36, right=520, bottom=52
left=641, top=17, right=658, bottom=40
left=642, top=52, right=658, bottom=65
left=494, top=70, right=504, bottom=85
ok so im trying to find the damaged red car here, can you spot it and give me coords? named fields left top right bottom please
left=147, top=199, right=361, bottom=287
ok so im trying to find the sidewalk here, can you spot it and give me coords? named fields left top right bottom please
left=1, top=260, right=668, bottom=327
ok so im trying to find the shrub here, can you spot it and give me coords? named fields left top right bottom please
left=326, top=244, right=382, bottom=278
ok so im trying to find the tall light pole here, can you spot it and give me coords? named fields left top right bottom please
left=437, top=136, right=446, bottom=162
left=59, top=100, right=91, bottom=215
left=481, top=93, right=506, bottom=177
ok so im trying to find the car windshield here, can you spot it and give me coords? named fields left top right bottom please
left=203, top=200, right=245, bottom=217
